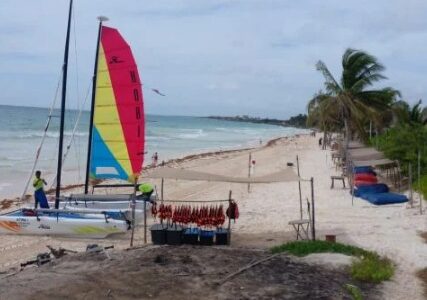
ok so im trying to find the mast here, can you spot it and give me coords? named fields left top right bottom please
left=55, top=0, right=73, bottom=209
left=84, top=16, right=108, bottom=194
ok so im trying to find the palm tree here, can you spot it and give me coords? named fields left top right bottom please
left=307, top=91, right=342, bottom=149
left=315, top=48, right=400, bottom=148
left=423, top=107, right=427, bottom=125
left=393, top=99, right=427, bottom=126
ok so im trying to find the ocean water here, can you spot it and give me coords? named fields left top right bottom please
left=0, top=105, right=307, bottom=198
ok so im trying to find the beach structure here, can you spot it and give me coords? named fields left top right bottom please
left=140, top=166, right=316, bottom=244
left=331, top=140, right=408, bottom=206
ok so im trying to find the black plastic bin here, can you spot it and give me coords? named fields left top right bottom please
left=215, top=228, right=229, bottom=245
left=200, top=230, right=214, bottom=246
left=166, top=225, right=184, bottom=245
left=150, top=224, right=167, bottom=245
left=183, top=228, right=200, bottom=245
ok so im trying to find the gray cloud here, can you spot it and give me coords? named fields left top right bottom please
left=0, top=0, right=426, bottom=118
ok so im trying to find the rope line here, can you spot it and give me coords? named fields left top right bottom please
left=20, top=71, right=63, bottom=201
left=49, top=82, right=91, bottom=190
left=158, top=199, right=232, bottom=203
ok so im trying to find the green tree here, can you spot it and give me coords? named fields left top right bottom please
left=307, top=91, right=342, bottom=149
left=392, top=99, right=427, bottom=126
left=315, top=48, right=400, bottom=148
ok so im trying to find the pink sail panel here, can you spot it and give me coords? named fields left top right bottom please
left=95, top=26, right=144, bottom=180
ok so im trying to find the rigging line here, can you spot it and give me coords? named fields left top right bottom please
left=72, top=5, right=82, bottom=182
left=20, top=71, right=63, bottom=201
left=49, top=82, right=91, bottom=190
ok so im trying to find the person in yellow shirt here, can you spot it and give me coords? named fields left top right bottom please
left=33, top=170, right=49, bottom=209
left=137, top=182, right=154, bottom=202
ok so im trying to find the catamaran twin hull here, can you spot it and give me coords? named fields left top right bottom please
left=0, top=210, right=129, bottom=238
left=54, top=194, right=152, bottom=223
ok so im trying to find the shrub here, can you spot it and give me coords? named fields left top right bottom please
left=351, top=253, right=394, bottom=283
left=271, top=241, right=394, bottom=283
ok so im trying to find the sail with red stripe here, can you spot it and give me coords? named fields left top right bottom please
left=90, top=26, right=144, bottom=183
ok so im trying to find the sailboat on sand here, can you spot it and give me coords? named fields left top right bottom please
left=0, top=0, right=145, bottom=237
left=57, top=19, right=150, bottom=219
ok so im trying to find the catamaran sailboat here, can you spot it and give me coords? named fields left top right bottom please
left=56, top=18, right=149, bottom=218
left=0, top=0, right=144, bottom=237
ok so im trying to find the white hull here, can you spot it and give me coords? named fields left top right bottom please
left=54, top=194, right=152, bottom=223
left=60, top=204, right=146, bottom=223
left=60, top=199, right=148, bottom=210
left=0, top=210, right=129, bottom=238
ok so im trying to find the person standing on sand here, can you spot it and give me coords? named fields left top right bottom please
left=33, top=170, right=49, bottom=209
left=152, top=152, right=158, bottom=167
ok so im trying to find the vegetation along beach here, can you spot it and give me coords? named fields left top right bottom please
left=0, top=1, right=426, bottom=299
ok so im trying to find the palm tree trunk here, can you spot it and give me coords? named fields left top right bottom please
left=323, top=130, right=327, bottom=150
left=344, top=117, right=350, bottom=150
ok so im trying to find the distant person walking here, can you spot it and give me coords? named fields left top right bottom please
left=33, top=170, right=49, bottom=209
left=318, top=137, right=323, bottom=148
left=152, top=152, right=159, bottom=167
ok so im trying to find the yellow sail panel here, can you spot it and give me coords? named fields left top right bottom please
left=91, top=43, right=133, bottom=180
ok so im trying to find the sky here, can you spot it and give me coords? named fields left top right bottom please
left=1, top=0, right=427, bottom=119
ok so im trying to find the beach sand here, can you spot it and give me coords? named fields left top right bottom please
left=0, top=134, right=426, bottom=299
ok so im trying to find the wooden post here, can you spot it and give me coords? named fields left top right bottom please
left=143, top=198, right=147, bottom=244
left=351, top=162, right=355, bottom=206
left=296, top=155, right=303, bottom=219
left=161, top=178, right=164, bottom=202
left=409, top=163, right=413, bottom=207
left=227, top=190, right=232, bottom=245
left=247, top=153, right=252, bottom=193
left=418, top=150, right=423, bottom=215
left=396, top=160, right=402, bottom=191
left=130, top=181, right=137, bottom=247
left=310, top=177, right=316, bottom=241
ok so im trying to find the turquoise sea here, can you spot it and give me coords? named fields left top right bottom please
left=0, top=105, right=307, bottom=198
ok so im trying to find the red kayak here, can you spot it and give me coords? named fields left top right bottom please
left=354, top=173, right=377, bottom=182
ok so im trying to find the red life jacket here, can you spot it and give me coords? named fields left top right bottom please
left=226, top=201, right=239, bottom=221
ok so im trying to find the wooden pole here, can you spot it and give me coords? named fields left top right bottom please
left=418, top=150, right=423, bottom=214
left=351, top=162, right=355, bottom=206
left=130, top=181, right=137, bottom=247
left=396, top=160, right=402, bottom=191
left=227, top=190, right=232, bottom=245
left=143, top=198, right=147, bottom=244
left=409, top=163, right=413, bottom=208
left=247, top=153, right=252, bottom=193
left=161, top=178, right=164, bottom=202
left=217, top=253, right=280, bottom=285
left=296, top=155, right=303, bottom=219
left=310, top=177, right=316, bottom=240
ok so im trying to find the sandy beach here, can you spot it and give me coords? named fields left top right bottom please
left=0, top=133, right=426, bottom=299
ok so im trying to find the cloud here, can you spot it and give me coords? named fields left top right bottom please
left=0, top=0, right=426, bottom=118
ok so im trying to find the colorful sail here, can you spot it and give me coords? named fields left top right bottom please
left=90, top=26, right=144, bottom=183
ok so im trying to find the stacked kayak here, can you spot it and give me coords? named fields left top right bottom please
left=353, top=166, right=378, bottom=187
left=352, top=167, right=408, bottom=205
left=0, top=208, right=129, bottom=238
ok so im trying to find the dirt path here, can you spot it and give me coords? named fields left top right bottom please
left=0, top=245, right=380, bottom=300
